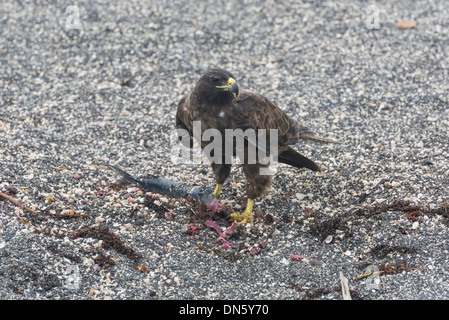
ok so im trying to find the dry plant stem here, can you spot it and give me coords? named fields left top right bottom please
left=0, top=191, right=89, bottom=219
left=355, top=270, right=384, bottom=281
left=0, top=116, right=21, bottom=124
left=0, top=191, right=39, bottom=215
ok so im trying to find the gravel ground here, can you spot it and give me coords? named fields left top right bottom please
left=0, top=0, right=448, bottom=301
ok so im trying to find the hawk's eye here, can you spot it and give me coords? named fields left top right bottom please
left=211, top=77, right=222, bottom=83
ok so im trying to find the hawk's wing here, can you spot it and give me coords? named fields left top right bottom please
left=233, top=90, right=297, bottom=145
left=232, top=90, right=334, bottom=171
left=176, top=93, right=194, bottom=148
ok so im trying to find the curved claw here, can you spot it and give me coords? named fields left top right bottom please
left=229, top=199, right=254, bottom=226
left=230, top=212, right=253, bottom=225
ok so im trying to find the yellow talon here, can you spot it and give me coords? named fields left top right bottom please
left=230, top=199, right=254, bottom=225
left=213, top=184, right=223, bottom=199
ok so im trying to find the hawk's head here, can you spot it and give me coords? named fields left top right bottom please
left=195, top=69, right=239, bottom=105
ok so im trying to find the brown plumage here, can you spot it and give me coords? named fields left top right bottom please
left=176, top=69, right=341, bottom=225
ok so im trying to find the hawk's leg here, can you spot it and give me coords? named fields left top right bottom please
left=211, top=163, right=231, bottom=200
left=229, top=163, right=272, bottom=225
left=213, top=184, right=222, bottom=199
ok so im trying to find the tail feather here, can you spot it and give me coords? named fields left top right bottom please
left=298, top=132, right=342, bottom=144
left=288, top=125, right=343, bottom=145
left=278, top=146, right=322, bottom=172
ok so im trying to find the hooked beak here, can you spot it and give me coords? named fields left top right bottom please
left=230, top=81, right=239, bottom=97
left=216, top=77, right=239, bottom=97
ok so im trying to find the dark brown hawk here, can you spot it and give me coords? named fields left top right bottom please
left=176, top=69, right=341, bottom=225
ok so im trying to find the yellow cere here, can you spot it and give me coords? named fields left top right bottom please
left=216, top=77, right=236, bottom=89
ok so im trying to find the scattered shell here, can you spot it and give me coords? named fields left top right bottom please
left=280, top=257, right=290, bottom=265
left=397, top=21, right=417, bottom=29
left=74, top=188, right=85, bottom=195
left=295, top=193, right=306, bottom=200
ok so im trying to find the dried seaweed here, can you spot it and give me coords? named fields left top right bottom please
left=71, top=226, right=142, bottom=262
